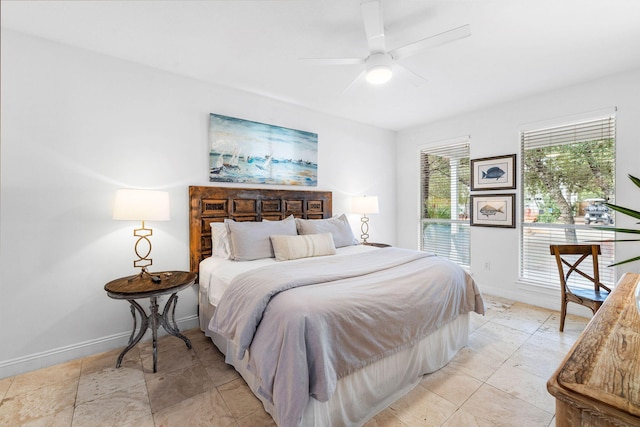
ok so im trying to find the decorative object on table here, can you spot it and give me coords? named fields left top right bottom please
left=113, top=189, right=170, bottom=276
left=470, top=154, right=516, bottom=191
left=208, top=113, right=318, bottom=186
left=352, top=195, right=379, bottom=244
left=104, top=271, right=196, bottom=373
left=594, top=174, right=640, bottom=267
left=470, top=193, right=515, bottom=228
left=363, top=242, right=390, bottom=248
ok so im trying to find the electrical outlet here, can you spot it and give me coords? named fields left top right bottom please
left=484, top=261, right=491, bottom=270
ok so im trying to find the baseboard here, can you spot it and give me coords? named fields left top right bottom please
left=0, top=315, right=200, bottom=379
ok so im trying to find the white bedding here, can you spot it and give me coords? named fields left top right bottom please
left=198, top=246, right=482, bottom=426
left=211, top=313, right=469, bottom=427
left=199, top=244, right=377, bottom=307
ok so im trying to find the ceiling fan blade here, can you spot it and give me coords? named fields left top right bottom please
left=342, top=69, right=366, bottom=94
left=361, top=0, right=385, bottom=52
left=390, top=24, right=471, bottom=60
left=395, top=64, right=428, bottom=87
left=299, top=58, right=364, bottom=65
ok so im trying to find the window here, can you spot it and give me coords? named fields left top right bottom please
left=520, top=115, right=616, bottom=288
left=420, top=140, right=470, bottom=267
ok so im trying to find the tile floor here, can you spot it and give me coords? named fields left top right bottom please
left=0, top=295, right=589, bottom=426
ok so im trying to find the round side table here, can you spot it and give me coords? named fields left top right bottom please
left=105, top=271, right=197, bottom=373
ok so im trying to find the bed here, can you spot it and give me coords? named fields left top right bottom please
left=189, top=186, right=484, bottom=427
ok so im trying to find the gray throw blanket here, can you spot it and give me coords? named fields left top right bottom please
left=210, top=247, right=484, bottom=426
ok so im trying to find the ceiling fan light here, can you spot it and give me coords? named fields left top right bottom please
left=365, top=52, right=393, bottom=85
left=366, top=65, right=392, bottom=84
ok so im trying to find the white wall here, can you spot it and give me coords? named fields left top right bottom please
left=397, top=67, right=640, bottom=314
left=0, top=30, right=397, bottom=377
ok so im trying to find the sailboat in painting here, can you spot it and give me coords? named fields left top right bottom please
left=256, top=155, right=272, bottom=171
left=224, top=148, right=241, bottom=169
left=210, top=152, right=225, bottom=175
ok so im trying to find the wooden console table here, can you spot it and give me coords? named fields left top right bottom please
left=547, top=272, right=640, bottom=426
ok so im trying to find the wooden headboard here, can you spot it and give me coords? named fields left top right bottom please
left=189, top=186, right=332, bottom=273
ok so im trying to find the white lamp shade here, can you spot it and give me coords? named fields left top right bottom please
left=113, top=189, right=170, bottom=221
left=352, top=196, right=379, bottom=215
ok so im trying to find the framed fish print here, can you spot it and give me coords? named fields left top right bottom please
left=470, top=194, right=516, bottom=228
left=470, top=154, right=516, bottom=191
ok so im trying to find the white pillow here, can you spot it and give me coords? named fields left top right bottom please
left=262, top=214, right=295, bottom=222
left=270, top=233, right=336, bottom=261
left=295, top=214, right=358, bottom=248
left=210, top=222, right=231, bottom=259
left=225, top=218, right=298, bottom=261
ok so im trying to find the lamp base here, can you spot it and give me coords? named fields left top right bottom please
left=360, top=215, right=370, bottom=244
left=129, top=221, right=160, bottom=283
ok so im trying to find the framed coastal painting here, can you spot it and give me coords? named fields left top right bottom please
left=470, top=154, right=516, bottom=191
left=470, top=194, right=516, bottom=228
left=208, top=113, right=318, bottom=186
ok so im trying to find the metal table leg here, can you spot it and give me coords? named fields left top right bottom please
left=116, top=294, right=192, bottom=373
left=149, top=296, right=160, bottom=373
left=116, top=299, right=148, bottom=368
left=161, top=293, right=193, bottom=349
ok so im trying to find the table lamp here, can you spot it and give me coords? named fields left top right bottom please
left=113, top=189, right=170, bottom=276
left=352, top=195, right=379, bottom=244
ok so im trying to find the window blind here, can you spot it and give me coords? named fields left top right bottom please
left=420, top=141, right=470, bottom=267
left=521, top=116, right=616, bottom=149
left=520, top=115, right=616, bottom=288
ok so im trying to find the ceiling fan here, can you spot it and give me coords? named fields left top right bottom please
left=302, top=0, right=471, bottom=88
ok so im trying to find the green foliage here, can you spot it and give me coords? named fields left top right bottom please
left=530, top=194, right=562, bottom=223
left=426, top=203, right=451, bottom=219
left=537, top=207, right=561, bottom=223
left=523, top=138, right=615, bottom=225
left=523, top=140, right=614, bottom=198
left=422, top=153, right=469, bottom=219
left=595, top=174, right=640, bottom=266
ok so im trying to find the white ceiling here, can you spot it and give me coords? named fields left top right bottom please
left=2, top=0, right=640, bottom=131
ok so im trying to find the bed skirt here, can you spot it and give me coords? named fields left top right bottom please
left=199, top=290, right=469, bottom=427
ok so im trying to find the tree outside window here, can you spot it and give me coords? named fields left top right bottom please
left=520, top=116, right=616, bottom=288
left=420, top=142, right=470, bottom=267
left=523, top=139, right=615, bottom=239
